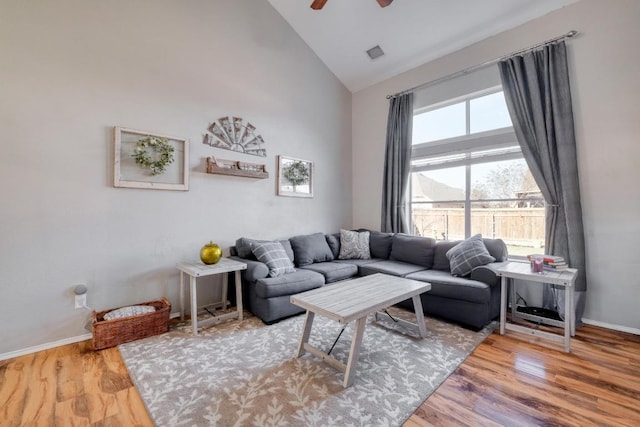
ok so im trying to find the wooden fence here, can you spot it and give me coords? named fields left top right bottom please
left=412, top=207, right=545, bottom=247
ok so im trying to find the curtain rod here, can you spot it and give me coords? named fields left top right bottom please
left=386, top=30, right=578, bottom=99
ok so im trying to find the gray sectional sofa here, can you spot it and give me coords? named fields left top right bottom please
left=230, top=231, right=508, bottom=330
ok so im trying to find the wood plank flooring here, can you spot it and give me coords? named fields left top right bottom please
left=1, top=323, right=639, bottom=426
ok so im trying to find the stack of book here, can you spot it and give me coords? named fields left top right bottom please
left=526, top=254, right=568, bottom=271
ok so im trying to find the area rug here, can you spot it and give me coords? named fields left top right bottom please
left=119, top=308, right=495, bottom=427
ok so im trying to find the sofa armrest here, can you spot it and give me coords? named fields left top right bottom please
left=470, top=264, right=500, bottom=287
left=230, top=256, right=269, bottom=281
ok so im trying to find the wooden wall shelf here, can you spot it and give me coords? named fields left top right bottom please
left=206, top=157, right=269, bottom=179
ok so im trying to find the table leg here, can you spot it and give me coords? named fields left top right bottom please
left=235, top=271, right=243, bottom=321
left=411, top=295, right=428, bottom=338
left=190, top=275, right=198, bottom=336
left=221, top=272, right=228, bottom=311
left=500, top=276, right=507, bottom=335
left=296, top=311, right=315, bottom=357
left=564, top=285, right=572, bottom=352
left=511, top=277, right=517, bottom=318
left=179, top=271, right=185, bottom=322
left=570, top=286, right=576, bottom=337
left=343, top=316, right=367, bottom=388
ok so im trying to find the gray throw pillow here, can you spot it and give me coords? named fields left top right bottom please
left=446, top=234, right=496, bottom=277
left=251, top=241, right=296, bottom=278
left=235, top=238, right=294, bottom=262
left=338, top=229, right=371, bottom=260
left=289, top=233, right=335, bottom=266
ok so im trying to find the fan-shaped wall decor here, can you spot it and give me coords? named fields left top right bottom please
left=203, top=116, right=266, bottom=157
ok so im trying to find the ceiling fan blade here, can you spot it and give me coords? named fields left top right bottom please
left=310, top=0, right=328, bottom=10
left=376, top=0, right=393, bottom=7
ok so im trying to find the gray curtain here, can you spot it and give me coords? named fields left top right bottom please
left=381, top=93, right=414, bottom=233
left=498, top=41, right=586, bottom=325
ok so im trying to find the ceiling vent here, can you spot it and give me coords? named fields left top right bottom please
left=366, top=45, right=385, bottom=60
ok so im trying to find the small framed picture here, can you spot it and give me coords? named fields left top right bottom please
left=114, top=127, right=189, bottom=191
left=277, top=155, right=313, bottom=198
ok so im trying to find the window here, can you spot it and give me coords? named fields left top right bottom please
left=410, top=88, right=545, bottom=257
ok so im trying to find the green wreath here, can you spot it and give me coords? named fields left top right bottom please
left=132, top=136, right=175, bottom=176
left=283, top=161, right=310, bottom=186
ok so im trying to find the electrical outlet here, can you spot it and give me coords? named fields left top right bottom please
left=75, top=293, right=86, bottom=309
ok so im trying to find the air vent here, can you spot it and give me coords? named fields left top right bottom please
left=366, top=45, right=384, bottom=60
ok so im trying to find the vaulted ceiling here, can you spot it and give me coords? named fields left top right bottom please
left=268, top=0, right=580, bottom=92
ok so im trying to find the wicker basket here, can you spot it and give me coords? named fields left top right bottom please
left=92, top=298, right=171, bottom=350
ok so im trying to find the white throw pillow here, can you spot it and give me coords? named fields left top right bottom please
left=338, top=229, right=371, bottom=260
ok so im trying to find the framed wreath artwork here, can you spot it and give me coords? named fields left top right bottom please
left=277, top=155, right=313, bottom=198
left=114, top=127, right=189, bottom=191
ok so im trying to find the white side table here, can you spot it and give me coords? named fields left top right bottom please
left=177, top=258, right=247, bottom=336
left=491, top=261, right=577, bottom=352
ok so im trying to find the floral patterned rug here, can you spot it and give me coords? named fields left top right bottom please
left=119, top=308, right=495, bottom=427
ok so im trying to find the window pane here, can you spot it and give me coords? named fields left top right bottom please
left=470, top=202, right=545, bottom=256
left=470, top=91, right=512, bottom=133
left=412, top=202, right=465, bottom=241
left=411, top=168, right=465, bottom=202
left=413, top=102, right=466, bottom=144
left=471, top=158, right=540, bottom=201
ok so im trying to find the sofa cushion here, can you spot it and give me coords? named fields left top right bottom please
left=338, top=229, right=371, bottom=260
left=289, top=233, right=335, bottom=267
left=235, top=238, right=295, bottom=262
left=389, top=234, right=436, bottom=268
left=254, top=269, right=324, bottom=299
left=369, top=231, right=394, bottom=259
left=300, top=261, right=358, bottom=283
left=405, top=269, right=491, bottom=304
left=325, top=233, right=341, bottom=259
left=251, top=242, right=296, bottom=278
left=359, top=260, right=426, bottom=277
left=483, top=238, right=509, bottom=261
left=446, top=234, right=496, bottom=277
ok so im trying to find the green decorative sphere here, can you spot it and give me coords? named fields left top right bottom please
left=200, top=241, right=222, bottom=264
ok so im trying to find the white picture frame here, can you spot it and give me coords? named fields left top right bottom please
left=114, top=126, right=189, bottom=191
left=277, top=155, right=313, bottom=198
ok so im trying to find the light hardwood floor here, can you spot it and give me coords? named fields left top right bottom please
left=1, top=323, right=639, bottom=426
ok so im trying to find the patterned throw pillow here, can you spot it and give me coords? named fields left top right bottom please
left=338, top=229, right=371, bottom=260
left=446, top=234, right=496, bottom=277
left=252, top=241, right=296, bottom=278
left=103, top=305, right=156, bottom=321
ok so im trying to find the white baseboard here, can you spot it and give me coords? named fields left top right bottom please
left=582, top=318, right=640, bottom=336
left=0, top=333, right=93, bottom=362
left=0, top=311, right=183, bottom=361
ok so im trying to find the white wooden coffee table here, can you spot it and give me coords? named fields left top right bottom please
left=290, top=273, right=431, bottom=388
left=177, top=258, right=247, bottom=336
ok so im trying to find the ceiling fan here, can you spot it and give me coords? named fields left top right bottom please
left=311, top=0, right=393, bottom=10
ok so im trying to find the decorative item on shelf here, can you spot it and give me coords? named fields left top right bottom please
left=206, top=157, right=269, bottom=179
left=132, top=136, right=175, bottom=176
left=200, top=241, right=222, bottom=265
left=277, top=155, right=313, bottom=198
left=203, top=116, right=266, bottom=157
left=114, top=127, right=189, bottom=191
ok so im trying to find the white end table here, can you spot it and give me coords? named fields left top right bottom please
left=492, top=261, right=577, bottom=352
left=177, top=258, right=247, bottom=335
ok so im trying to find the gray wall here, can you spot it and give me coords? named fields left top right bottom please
left=0, top=0, right=352, bottom=355
left=352, top=0, right=640, bottom=332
